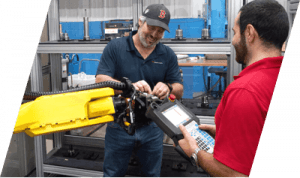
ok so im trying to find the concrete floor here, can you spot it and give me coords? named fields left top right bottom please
left=1, top=135, right=20, bottom=177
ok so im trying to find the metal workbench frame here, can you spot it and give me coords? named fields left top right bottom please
left=37, top=42, right=232, bottom=54
left=287, top=0, right=299, bottom=47
left=32, top=0, right=243, bottom=176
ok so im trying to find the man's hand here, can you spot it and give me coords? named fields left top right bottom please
left=199, top=125, right=216, bottom=138
left=133, top=80, right=152, bottom=94
left=178, top=125, right=199, bottom=157
left=152, top=82, right=169, bottom=100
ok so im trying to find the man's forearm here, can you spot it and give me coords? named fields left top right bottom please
left=171, top=83, right=183, bottom=99
left=95, top=74, right=120, bottom=83
left=95, top=74, right=122, bottom=95
left=198, top=151, right=247, bottom=177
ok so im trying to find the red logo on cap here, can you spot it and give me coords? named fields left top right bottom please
left=158, top=10, right=166, bottom=19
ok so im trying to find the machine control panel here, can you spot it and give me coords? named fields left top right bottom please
left=146, top=99, right=214, bottom=163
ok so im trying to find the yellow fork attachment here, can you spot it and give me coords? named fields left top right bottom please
left=14, top=87, right=116, bottom=137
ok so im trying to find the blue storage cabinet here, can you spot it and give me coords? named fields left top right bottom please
left=61, top=21, right=107, bottom=40
left=180, top=67, right=194, bottom=99
left=180, top=66, right=226, bottom=99
left=209, top=0, right=227, bottom=38
left=163, top=18, right=205, bottom=39
left=66, top=53, right=101, bottom=75
left=193, top=66, right=208, bottom=93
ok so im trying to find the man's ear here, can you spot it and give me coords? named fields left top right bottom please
left=138, top=19, right=143, bottom=29
left=245, top=24, right=258, bottom=43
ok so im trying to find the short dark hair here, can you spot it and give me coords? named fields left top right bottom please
left=239, top=0, right=289, bottom=49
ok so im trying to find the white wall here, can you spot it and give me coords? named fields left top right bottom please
left=59, top=0, right=289, bottom=23
left=191, top=0, right=206, bottom=18
left=246, top=0, right=288, bottom=10
left=59, top=0, right=133, bottom=22
left=59, top=0, right=211, bottom=22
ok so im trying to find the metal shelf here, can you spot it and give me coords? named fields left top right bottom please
left=43, top=164, right=104, bottom=177
left=37, top=42, right=231, bottom=54
left=164, top=43, right=231, bottom=54
left=42, top=143, right=207, bottom=177
left=37, top=43, right=107, bottom=54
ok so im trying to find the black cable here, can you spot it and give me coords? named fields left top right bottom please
left=69, top=53, right=79, bottom=63
left=203, top=67, right=208, bottom=92
left=194, top=76, right=222, bottom=99
left=23, top=80, right=127, bottom=100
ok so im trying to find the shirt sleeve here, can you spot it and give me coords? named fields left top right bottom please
left=96, top=41, right=117, bottom=77
left=213, top=88, right=266, bottom=176
left=164, top=48, right=182, bottom=84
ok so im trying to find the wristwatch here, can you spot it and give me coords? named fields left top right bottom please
left=190, top=147, right=201, bottom=167
left=165, top=83, right=173, bottom=93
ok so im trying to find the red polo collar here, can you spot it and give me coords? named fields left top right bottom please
left=234, top=56, right=283, bottom=80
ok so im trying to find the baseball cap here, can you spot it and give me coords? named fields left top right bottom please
left=142, top=4, right=171, bottom=33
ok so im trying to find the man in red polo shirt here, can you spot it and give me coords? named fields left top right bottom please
left=177, top=0, right=289, bottom=176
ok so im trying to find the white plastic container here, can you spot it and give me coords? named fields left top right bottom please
left=67, top=72, right=96, bottom=136
left=68, top=72, right=95, bottom=88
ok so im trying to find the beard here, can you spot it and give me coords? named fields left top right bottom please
left=234, top=34, right=248, bottom=65
left=138, top=25, right=161, bottom=48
